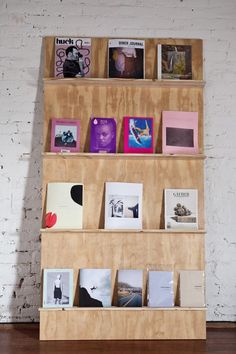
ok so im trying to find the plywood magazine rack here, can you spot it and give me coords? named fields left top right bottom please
left=39, top=37, right=206, bottom=340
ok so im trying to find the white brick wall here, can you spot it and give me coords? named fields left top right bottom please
left=0, top=0, right=235, bottom=322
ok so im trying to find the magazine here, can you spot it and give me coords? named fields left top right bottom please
left=179, top=270, right=205, bottom=307
left=123, top=116, right=154, bottom=153
left=105, top=182, right=143, bottom=230
left=50, top=118, right=80, bottom=153
left=162, top=111, right=198, bottom=154
left=108, top=38, right=145, bottom=79
left=90, top=117, right=116, bottom=153
left=79, top=269, right=111, bottom=307
left=158, top=44, right=192, bottom=80
left=45, top=182, right=83, bottom=229
left=117, top=269, right=143, bottom=307
left=54, top=37, right=91, bottom=78
left=165, top=189, right=198, bottom=230
left=148, top=270, right=174, bottom=307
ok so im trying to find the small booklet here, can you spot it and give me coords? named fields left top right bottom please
left=54, top=37, right=91, bottom=78
left=179, top=270, right=205, bottom=307
left=108, top=38, right=145, bottom=79
left=90, top=117, right=116, bottom=153
left=79, top=269, right=111, bottom=307
left=158, top=44, right=192, bottom=80
left=165, top=189, right=198, bottom=230
left=117, top=269, right=143, bottom=307
left=148, top=270, right=174, bottom=307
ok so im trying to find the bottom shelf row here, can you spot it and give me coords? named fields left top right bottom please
left=42, top=268, right=205, bottom=309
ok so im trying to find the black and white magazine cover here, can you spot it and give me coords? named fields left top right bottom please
left=105, top=182, right=143, bottom=229
left=165, top=189, right=198, bottom=229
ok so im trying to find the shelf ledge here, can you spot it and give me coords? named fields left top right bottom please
left=42, top=152, right=206, bottom=160
left=40, top=228, right=206, bottom=234
left=43, top=77, right=205, bottom=88
left=39, top=306, right=207, bottom=312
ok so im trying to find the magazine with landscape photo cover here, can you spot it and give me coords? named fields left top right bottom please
left=117, top=269, right=143, bottom=307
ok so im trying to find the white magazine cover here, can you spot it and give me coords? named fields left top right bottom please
left=45, top=182, right=83, bottom=229
left=164, top=189, right=198, bottom=230
left=105, top=182, right=143, bottom=229
left=108, top=39, right=145, bottom=79
left=148, top=270, right=174, bottom=307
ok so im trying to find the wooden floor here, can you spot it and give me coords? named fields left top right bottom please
left=0, top=324, right=235, bottom=354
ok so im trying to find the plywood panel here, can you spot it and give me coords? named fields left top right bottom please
left=40, top=308, right=206, bottom=340
left=43, top=80, right=204, bottom=153
left=42, top=155, right=204, bottom=229
left=40, top=231, right=205, bottom=305
left=44, top=37, right=203, bottom=80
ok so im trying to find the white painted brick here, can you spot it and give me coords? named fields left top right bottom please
left=0, top=0, right=236, bottom=323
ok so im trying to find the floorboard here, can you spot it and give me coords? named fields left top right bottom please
left=0, top=324, right=235, bottom=354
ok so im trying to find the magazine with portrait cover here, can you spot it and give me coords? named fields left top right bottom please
left=108, top=39, right=145, bottom=79
left=90, top=117, right=116, bottom=153
left=117, top=269, right=143, bottom=307
left=157, top=44, right=192, bottom=80
left=45, top=182, right=83, bottom=229
left=164, top=189, right=198, bottom=230
left=79, top=269, right=111, bottom=307
left=54, top=37, right=91, bottom=78
left=105, top=182, right=143, bottom=230
left=43, top=269, right=73, bottom=308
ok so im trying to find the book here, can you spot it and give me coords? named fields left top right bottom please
left=50, top=118, right=80, bottom=153
left=79, top=269, right=111, bottom=307
left=45, top=182, right=83, bottom=229
left=179, top=270, right=205, bottom=307
left=117, top=269, right=143, bottom=307
left=54, top=37, right=91, bottom=78
left=90, top=117, right=116, bottom=153
left=43, top=269, right=73, bottom=308
left=165, top=189, right=198, bottom=230
left=105, top=182, right=143, bottom=230
left=157, top=44, right=192, bottom=80
left=108, top=38, right=145, bottom=79
left=148, top=271, right=174, bottom=307
left=162, top=110, right=198, bottom=154
left=123, top=116, right=154, bottom=153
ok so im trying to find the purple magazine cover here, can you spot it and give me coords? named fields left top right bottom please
left=90, top=118, right=116, bottom=153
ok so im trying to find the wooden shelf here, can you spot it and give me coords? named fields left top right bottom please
left=40, top=36, right=206, bottom=340
left=43, top=77, right=205, bottom=88
left=42, top=152, right=206, bottom=160
left=41, top=228, right=206, bottom=234
left=39, top=306, right=206, bottom=312
left=39, top=306, right=206, bottom=340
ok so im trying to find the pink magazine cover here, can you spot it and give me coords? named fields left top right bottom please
left=124, top=117, right=154, bottom=153
left=50, top=118, right=80, bottom=153
left=162, top=111, right=198, bottom=154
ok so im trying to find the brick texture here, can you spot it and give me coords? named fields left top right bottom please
left=0, top=0, right=236, bottom=322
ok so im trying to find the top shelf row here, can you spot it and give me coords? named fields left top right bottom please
left=44, top=37, right=203, bottom=81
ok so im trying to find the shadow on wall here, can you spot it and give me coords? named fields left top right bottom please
left=8, top=40, right=44, bottom=323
